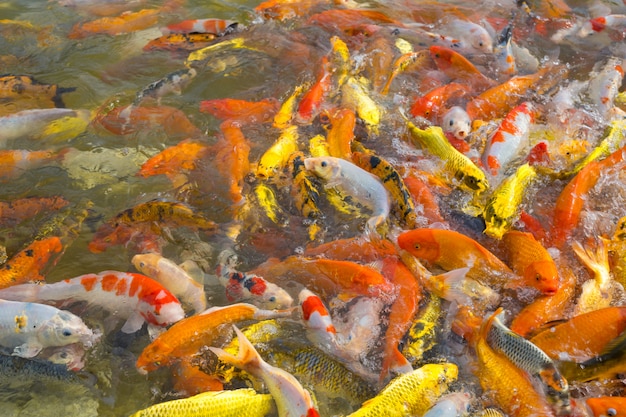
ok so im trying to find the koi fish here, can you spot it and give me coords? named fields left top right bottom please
left=68, top=8, right=160, bottom=39
left=0, top=149, right=67, bottom=182
left=405, top=122, right=489, bottom=194
left=162, top=18, right=239, bottom=35
left=132, top=253, right=207, bottom=314
left=502, top=230, right=559, bottom=295
left=129, top=388, right=275, bottom=417
left=273, top=84, right=307, bottom=130
left=530, top=307, right=626, bottom=362
left=381, top=49, right=431, bottom=96
left=0, top=271, right=185, bottom=334
left=441, top=106, right=472, bottom=145
left=351, top=147, right=418, bottom=229
left=572, top=238, right=615, bottom=316
left=481, top=102, right=536, bottom=176
left=0, top=196, right=69, bottom=227
left=409, top=82, right=471, bottom=121
left=87, top=222, right=162, bottom=254
left=0, top=74, right=75, bottom=109
left=304, top=236, right=397, bottom=264
left=401, top=293, right=442, bottom=366
left=568, top=119, right=626, bottom=176
left=397, top=228, right=514, bottom=289
left=423, top=392, right=472, bottom=417
left=585, top=56, right=624, bottom=119
left=429, top=45, right=495, bottom=91
left=216, top=249, right=293, bottom=309
left=487, top=310, right=570, bottom=415
left=209, top=325, right=320, bottom=417
left=341, top=76, right=381, bottom=132
left=138, top=139, right=212, bottom=185
left=304, top=156, right=390, bottom=236
left=347, top=363, right=458, bottom=417
left=0, top=299, right=95, bottom=358
left=95, top=104, right=202, bottom=138
left=131, top=68, right=197, bottom=107
left=289, top=152, right=323, bottom=222
left=323, top=107, right=356, bottom=161
left=136, top=303, right=293, bottom=373
left=0, top=236, right=63, bottom=289
left=436, top=18, right=493, bottom=55
left=483, top=163, right=537, bottom=240
left=215, top=120, right=251, bottom=206
left=143, top=32, right=221, bottom=52
left=296, top=55, right=332, bottom=125
left=254, top=181, right=288, bottom=225
left=256, top=125, right=299, bottom=179
left=474, top=310, right=556, bottom=417
left=0, top=108, right=91, bottom=146
left=199, top=97, right=280, bottom=124
left=559, top=331, right=626, bottom=383
left=586, top=396, right=626, bottom=417
left=402, top=172, right=446, bottom=225
left=299, top=288, right=337, bottom=347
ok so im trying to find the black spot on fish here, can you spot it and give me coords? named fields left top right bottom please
left=25, top=249, right=34, bottom=257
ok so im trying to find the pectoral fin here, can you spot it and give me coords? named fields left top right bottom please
left=121, top=313, right=145, bottom=334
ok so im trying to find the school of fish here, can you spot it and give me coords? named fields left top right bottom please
left=2, top=0, right=626, bottom=415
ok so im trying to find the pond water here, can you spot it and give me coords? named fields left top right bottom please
left=1, top=0, right=626, bottom=416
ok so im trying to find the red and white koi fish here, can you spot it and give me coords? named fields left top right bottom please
left=132, top=253, right=207, bottom=314
left=0, top=299, right=95, bottom=358
left=0, top=271, right=185, bottom=334
left=209, top=325, right=320, bottom=417
left=585, top=57, right=624, bottom=120
left=481, top=101, right=535, bottom=176
left=216, top=250, right=293, bottom=310
left=161, top=18, right=239, bottom=35
left=441, top=106, right=471, bottom=153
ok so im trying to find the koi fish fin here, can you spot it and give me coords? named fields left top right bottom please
left=147, top=324, right=167, bottom=341
left=435, top=267, right=472, bottom=305
left=208, top=325, right=261, bottom=374
left=13, top=342, right=43, bottom=358
left=121, top=312, right=146, bottom=334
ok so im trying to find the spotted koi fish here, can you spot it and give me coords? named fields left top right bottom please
left=0, top=237, right=63, bottom=289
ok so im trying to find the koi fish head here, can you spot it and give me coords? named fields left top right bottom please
left=136, top=340, right=172, bottom=374
left=397, top=229, right=441, bottom=264
left=303, top=157, right=341, bottom=182
left=524, top=260, right=559, bottom=295
left=429, top=45, right=455, bottom=71
left=131, top=254, right=159, bottom=276
left=42, top=310, right=96, bottom=349
left=299, top=289, right=335, bottom=334
left=258, top=281, right=294, bottom=310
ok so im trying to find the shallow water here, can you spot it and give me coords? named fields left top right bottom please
left=1, top=0, right=626, bottom=416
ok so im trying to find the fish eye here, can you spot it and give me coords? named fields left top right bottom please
left=321, top=161, right=327, bottom=167
left=414, top=243, right=421, bottom=250
left=536, top=273, right=541, bottom=281
left=478, top=41, right=484, bottom=47
left=607, top=408, right=617, bottom=417
left=424, top=110, right=430, bottom=116
left=139, top=262, right=145, bottom=268
left=62, top=329, right=73, bottom=337
left=269, top=296, right=276, bottom=302
left=449, top=120, right=454, bottom=126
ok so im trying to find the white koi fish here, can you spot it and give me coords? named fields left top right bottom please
left=304, top=156, right=390, bottom=236
left=586, top=57, right=624, bottom=120
left=437, top=18, right=494, bottom=55
left=441, top=106, right=472, bottom=141
left=481, top=101, right=535, bottom=176
left=0, top=299, right=95, bottom=358
left=0, top=271, right=185, bottom=334
left=216, top=249, right=294, bottom=310
left=0, top=108, right=92, bottom=146
left=209, top=325, right=320, bottom=417
left=132, top=253, right=207, bottom=314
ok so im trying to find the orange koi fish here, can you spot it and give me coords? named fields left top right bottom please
left=88, top=222, right=163, bottom=254
left=0, top=75, right=75, bottom=110
left=0, top=237, right=63, bottom=289
left=402, top=172, right=446, bottom=225
left=0, top=196, right=69, bottom=227
left=510, top=258, right=576, bottom=337
left=143, top=33, right=220, bottom=52
left=138, top=139, right=213, bottom=185
left=307, top=8, right=402, bottom=33
left=0, top=149, right=67, bottom=182
left=530, top=307, right=626, bottom=362
left=296, top=55, right=332, bottom=124
left=502, top=231, right=559, bottom=295
left=429, top=46, right=495, bottom=92
left=409, top=82, right=471, bottom=122
left=136, top=303, right=293, bottom=373
left=474, top=310, right=556, bottom=417
left=215, top=120, right=251, bottom=206
left=0, top=271, right=185, bottom=334
left=68, top=8, right=160, bottom=39
left=199, top=98, right=280, bottom=124
left=251, top=256, right=394, bottom=300
left=323, top=107, right=356, bottom=160
left=379, top=256, right=421, bottom=382
left=304, top=236, right=398, bottom=263
left=94, top=105, right=202, bottom=138
left=550, top=145, right=626, bottom=249
left=162, top=18, right=238, bottom=35
left=468, top=65, right=565, bottom=121
left=397, top=228, right=514, bottom=288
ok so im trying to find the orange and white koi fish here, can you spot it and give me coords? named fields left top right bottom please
left=585, top=57, right=624, bottom=120
left=132, top=253, right=207, bottom=314
left=572, top=238, right=615, bottom=316
left=441, top=106, right=471, bottom=151
left=210, top=325, right=320, bottom=417
left=216, top=250, right=293, bottom=310
left=0, top=149, right=67, bottom=182
left=409, top=82, right=471, bottom=122
left=0, top=271, right=185, bottom=334
left=68, top=8, right=160, bottom=39
left=0, top=299, right=95, bottom=359
left=481, top=102, right=536, bottom=176
left=299, top=288, right=336, bottom=346
left=136, top=303, right=293, bottom=373
left=161, top=18, right=239, bottom=35
left=0, top=236, right=63, bottom=289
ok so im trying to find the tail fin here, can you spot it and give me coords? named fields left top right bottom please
left=208, top=325, right=262, bottom=377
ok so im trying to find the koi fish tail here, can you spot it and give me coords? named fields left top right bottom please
left=572, top=239, right=610, bottom=277
left=208, top=325, right=262, bottom=376
left=435, top=267, right=472, bottom=305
